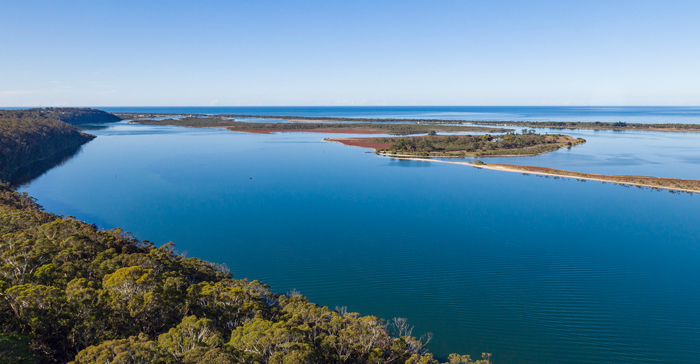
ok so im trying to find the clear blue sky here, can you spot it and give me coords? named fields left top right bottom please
left=1, top=0, right=699, bottom=107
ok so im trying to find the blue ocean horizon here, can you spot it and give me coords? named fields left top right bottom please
left=5, top=105, right=700, bottom=124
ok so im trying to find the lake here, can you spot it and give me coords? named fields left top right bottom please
left=20, top=107, right=700, bottom=363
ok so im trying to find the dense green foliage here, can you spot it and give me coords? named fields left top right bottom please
left=0, top=187, right=490, bottom=364
left=131, top=117, right=509, bottom=135
left=471, top=120, right=700, bottom=132
left=0, top=110, right=97, bottom=182
left=373, top=132, right=585, bottom=157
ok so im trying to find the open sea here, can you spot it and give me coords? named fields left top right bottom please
left=18, top=106, right=700, bottom=363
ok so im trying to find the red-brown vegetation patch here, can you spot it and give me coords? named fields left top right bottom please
left=328, top=138, right=391, bottom=149
left=330, top=134, right=470, bottom=144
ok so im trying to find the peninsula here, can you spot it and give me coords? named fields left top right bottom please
left=129, top=117, right=510, bottom=135
left=327, top=132, right=586, bottom=157
left=391, top=158, right=700, bottom=193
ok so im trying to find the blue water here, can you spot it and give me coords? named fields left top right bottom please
left=17, top=107, right=700, bottom=363
left=100, top=106, right=700, bottom=124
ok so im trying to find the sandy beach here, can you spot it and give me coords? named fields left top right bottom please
left=391, top=157, right=700, bottom=193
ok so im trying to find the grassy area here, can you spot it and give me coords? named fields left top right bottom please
left=130, top=117, right=511, bottom=135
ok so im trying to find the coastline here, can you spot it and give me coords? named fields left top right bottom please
left=390, top=157, right=700, bottom=193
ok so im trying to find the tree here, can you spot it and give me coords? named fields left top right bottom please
left=70, top=334, right=170, bottom=364
left=157, top=316, right=223, bottom=360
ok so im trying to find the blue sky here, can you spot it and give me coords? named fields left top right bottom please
left=1, top=0, right=699, bottom=106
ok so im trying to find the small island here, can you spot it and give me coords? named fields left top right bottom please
left=129, top=117, right=510, bottom=135
left=327, top=132, right=586, bottom=157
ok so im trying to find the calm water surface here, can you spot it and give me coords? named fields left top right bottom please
left=19, top=108, right=700, bottom=364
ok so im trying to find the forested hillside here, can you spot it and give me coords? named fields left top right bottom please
left=0, top=108, right=122, bottom=126
left=0, top=187, right=490, bottom=364
left=0, top=110, right=97, bottom=182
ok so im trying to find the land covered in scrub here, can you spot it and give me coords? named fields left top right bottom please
left=328, top=132, right=585, bottom=157
left=115, top=112, right=700, bottom=132
left=129, top=117, right=509, bottom=135
left=470, top=120, right=700, bottom=132
left=114, top=112, right=480, bottom=124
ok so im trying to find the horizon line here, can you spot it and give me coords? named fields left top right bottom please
left=3, top=105, right=700, bottom=109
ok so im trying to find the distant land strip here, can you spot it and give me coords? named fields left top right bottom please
left=393, top=158, right=700, bottom=194
left=113, top=112, right=700, bottom=132
left=128, top=117, right=510, bottom=135
left=469, top=121, right=700, bottom=132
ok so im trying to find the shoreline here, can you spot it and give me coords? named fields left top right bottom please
left=390, top=157, right=700, bottom=193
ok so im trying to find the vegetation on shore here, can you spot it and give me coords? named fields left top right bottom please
left=130, top=117, right=509, bottom=135
left=0, top=186, right=490, bottom=364
left=330, top=131, right=585, bottom=157
left=0, top=109, right=99, bottom=182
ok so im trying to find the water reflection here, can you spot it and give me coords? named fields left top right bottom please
left=9, top=143, right=86, bottom=187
